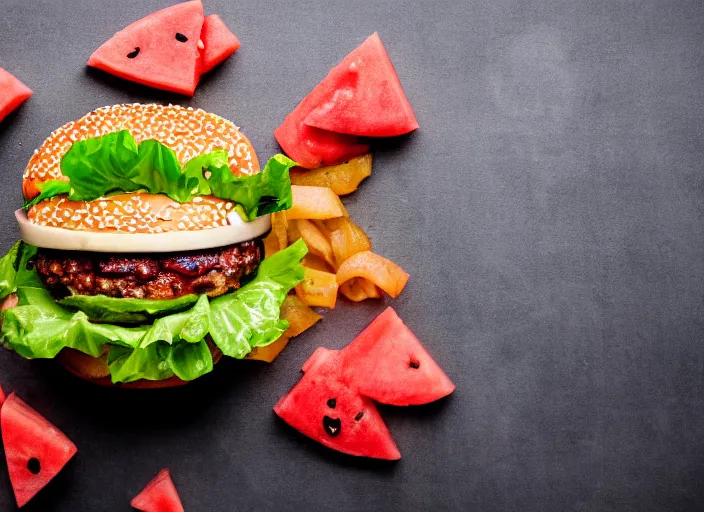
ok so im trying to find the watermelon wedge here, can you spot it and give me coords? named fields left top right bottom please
left=88, top=1, right=204, bottom=96
left=339, top=307, right=455, bottom=406
left=274, top=350, right=401, bottom=460
left=200, top=14, right=240, bottom=74
left=275, top=33, right=418, bottom=168
left=131, top=469, right=185, bottom=512
left=275, top=308, right=454, bottom=459
left=1, top=394, right=77, bottom=507
left=0, top=68, right=32, bottom=123
left=303, top=33, right=418, bottom=137
left=274, top=97, right=369, bottom=169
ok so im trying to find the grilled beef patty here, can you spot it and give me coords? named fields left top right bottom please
left=34, top=239, right=263, bottom=300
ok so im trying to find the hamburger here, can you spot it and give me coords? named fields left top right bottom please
left=0, top=103, right=306, bottom=388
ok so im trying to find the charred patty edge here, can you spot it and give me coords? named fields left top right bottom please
left=34, top=239, right=264, bottom=300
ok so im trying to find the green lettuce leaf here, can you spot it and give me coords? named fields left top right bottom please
left=3, top=287, right=146, bottom=359
left=138, top=294, right=211, bottom=348
left=188, top=153, right=297, bottom=219
left=161, top=339, right=214, bottom=381
left=107, top=340, right=214, bottom=383
left=59, top=293, right=200, bottom=324
left=0, top=242, right=42, bottom=300
left=0, top=240, right=308, bottom=383
left=0, top=241, right=21, bottom=299
left=15, top=244, right=42, bottom=290
left=209, top=239, right=307, bottom=358
left=24, top=130, right=297, bottom=221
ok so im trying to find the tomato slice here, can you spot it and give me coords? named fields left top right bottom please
left=131, top=469, right=184, bottom=512
left=1, top=393, right=77, bottom=507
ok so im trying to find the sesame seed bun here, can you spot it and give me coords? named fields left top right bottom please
left=23, top=103, right=259, bottom=234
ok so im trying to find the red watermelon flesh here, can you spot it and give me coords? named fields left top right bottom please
left=0, top=68, right=32, bottom=123
left=340, top=307, right=455, bottom=406
left=88, top=1, right=204, bottom=96
left=131, top=469, right=184, bottom=512
left=303, top=33, right=418, bottom=137
left=200, top=14, right=240, bottom=74
left=0, top=384, right=5, bottom=407
left=274, top=350, right=401, bottom=460
left=274, top=93, right=369, bottom=169
left=1, top=393, right=77, bottom=507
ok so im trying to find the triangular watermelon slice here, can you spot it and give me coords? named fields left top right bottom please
left=1, top=393, right=77, bottom=507
left=88, top=0, right=204, bottom=96
left=0, top=68, right=32, bottom=123
left=275, top=308, right=453, bottom=459
left=274, top=91, right=369, bottom=169
left=200, top=14, right=240, bottom=74
left=131, top=469, right=185, bottom=512
left=275, top=33, right=417, bottom=168
left=339, top=307, right=455, bottom=406
left=274, top=350, right=401, bottom=460
left=303, top=33, right=418, bottom=137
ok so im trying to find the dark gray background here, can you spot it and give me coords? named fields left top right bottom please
left=0, top=0, right=703, bottom=510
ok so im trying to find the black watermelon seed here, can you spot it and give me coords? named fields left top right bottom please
left=354, top=411, right=364, bottom=421
left=409, top=359, right=420, bottom=369
left=327, top=398, right=336, bottom=409
left=127, top=47, right=140, bottom=59
left=323, top=416, right=341, bottom=437
left=27, top=458, right=41, bottom=475
left=175, top=33, right=188, bottom=42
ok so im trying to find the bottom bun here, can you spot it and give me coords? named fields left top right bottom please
left=57, top=341, right=223, bottom=389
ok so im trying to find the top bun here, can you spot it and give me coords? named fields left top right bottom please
left=23, top=103, right=259, bottom=201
